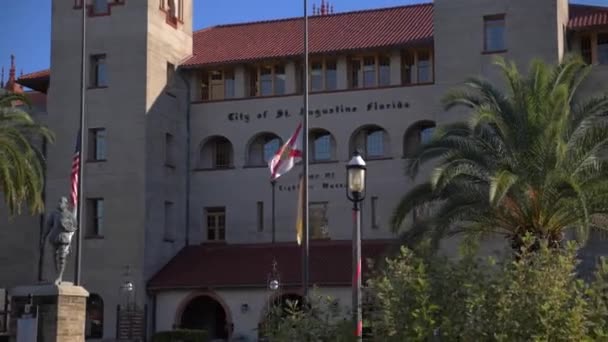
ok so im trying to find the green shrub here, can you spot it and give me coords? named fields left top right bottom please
left=151, top=329, right=208, bottom=342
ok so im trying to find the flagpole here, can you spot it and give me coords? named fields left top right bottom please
left=271, top=180, right=276, bottom=243
left=301, top=0, right=310, bottom=299
left=74, top=0, right=87, bottom=286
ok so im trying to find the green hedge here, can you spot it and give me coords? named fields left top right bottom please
left=151, top=329, right=209, bottom=342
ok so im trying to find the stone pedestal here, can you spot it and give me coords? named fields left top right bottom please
left=9, top=283, right=89, bottom=342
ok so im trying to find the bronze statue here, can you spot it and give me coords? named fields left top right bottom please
left=41, top=197, right=77, bottom=285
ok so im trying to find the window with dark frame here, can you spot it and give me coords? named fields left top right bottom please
left=257, top=201, right=264, bottom=232
left=88, top=128, right=107, bottom=161
left=206, top=207, right=226, bottom=241
left=248, top=134, right=281, bottom=166
left=349, top=55, right=392, bottom=89
left=165, top=133, right=175, bottom=167
left=213, top=138, right=232, bottom=168
left=371, top=196, right=379, bottom=230
left=90, top=54, right=107, bottom=87
left=164, top=201, right=174, bottom=242
left=86, top=198, right=104, bottom=237
left=311, top=131, right=333, bottom=162
left=166, top=62, right=175, bottom=87
left=366, top=129, right=385, bottom=158
left=484, top=15, right=506, bottom=52
left=93, top=0, right=108, bottom=14
left=401, top=49, right=433, bottom=85
left=581, top=35, right=593, bottom=64
left=201, top=69, right=236, bottom=101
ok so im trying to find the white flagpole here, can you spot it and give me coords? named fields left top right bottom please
left=301, top=0, right=310, bottom=298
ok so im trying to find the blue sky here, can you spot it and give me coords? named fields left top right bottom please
left=0, top=0, right=607, bottom=76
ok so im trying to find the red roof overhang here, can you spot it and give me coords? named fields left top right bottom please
left=147, top=239, right=396, bottom=291
left=182, top=3, right=434, bottom=68
left=17, top=69, right=50, bottom=94
left=568, top=4, right=608, bottom=30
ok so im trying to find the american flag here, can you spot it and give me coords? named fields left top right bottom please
left=70, top=131, right=81, bottom=214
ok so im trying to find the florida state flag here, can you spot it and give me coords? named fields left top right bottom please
left=268, top=123, right=303, bottom=181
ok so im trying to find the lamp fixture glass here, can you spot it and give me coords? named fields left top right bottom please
left=346, top=151, right=367, bottom=199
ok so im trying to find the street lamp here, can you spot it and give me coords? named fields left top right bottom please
left=267, top=259, right=280, bottom=292
left=346, top=151, right=366, bottom=342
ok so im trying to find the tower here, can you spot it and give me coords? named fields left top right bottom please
left=45, top=0, right=193, bottom=338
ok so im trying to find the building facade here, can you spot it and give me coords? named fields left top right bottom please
left=2, top=0, right=608, bottom=340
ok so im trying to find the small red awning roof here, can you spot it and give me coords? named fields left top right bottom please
left=569, top=4, right=608, bottom=30
left=17, top=69, right=50, bottom=94
left=147, top=240, right=396, bottom=291
left=183, top=3, right=434, bottom=67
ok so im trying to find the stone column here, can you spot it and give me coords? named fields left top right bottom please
left=9, top=283, right=89, bottom=342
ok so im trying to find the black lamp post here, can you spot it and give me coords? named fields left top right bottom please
left=346, top=151, right=366, bottom=341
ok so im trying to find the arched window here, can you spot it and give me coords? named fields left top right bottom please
left=247, top=133, right=282, bottom=166
left=350, top=125, right=390, bottom=159
left=199, top=136, right=233, bottom=169
left=404, top=120, right=436, bottom=157
left=86, top=293, right=104, bottom=339
left=309, top=129, right=336, bottom=162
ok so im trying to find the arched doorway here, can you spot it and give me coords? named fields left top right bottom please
left=179, top=295, right=229, bottom=340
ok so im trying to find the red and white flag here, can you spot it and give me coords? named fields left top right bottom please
left=269, top=123, right=303, bottom=181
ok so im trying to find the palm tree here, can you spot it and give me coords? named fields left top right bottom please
left=391, top=56, right=608, bottom=251
left=0, top=92, right=54, bottom=216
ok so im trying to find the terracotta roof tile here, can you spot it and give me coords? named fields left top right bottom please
left=147, top=240, right=396, bottom=290
left=569, top=4, right=608, bottom=29
left=183, top=3, right=434, bottom=67
left=18, top=69, right=50, bottom=81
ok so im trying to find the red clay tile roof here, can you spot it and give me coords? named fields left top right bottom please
left=183, top=3, right=434, bottom=67
left=569, top=4, right=608, bottom=29
left=147, top=240, right=396, bottom=290
left=19, top=69, right=50, bottom=81
left=17, top=69, right=50, bottom=93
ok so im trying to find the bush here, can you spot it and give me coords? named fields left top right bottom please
left=151, top=329, right=209, bottom=342
left=263, top=236, right=608, bottom=341
left=365, top=236, right=608, bottom=341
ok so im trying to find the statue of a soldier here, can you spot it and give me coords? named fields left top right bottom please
left=41, top=197, right=77, bottom=285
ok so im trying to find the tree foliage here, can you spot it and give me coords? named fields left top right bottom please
left=391, top=56, right=608, bottom=250
left=0, top=92, right=53, bottom=215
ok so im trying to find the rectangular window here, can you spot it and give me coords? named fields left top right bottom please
left=371, top=196, right=379, bottom=229
left=349, top=59, right=362, bottom=89
left=260, top=66, right=273, bottom=96
left=224, top=70, right=235, bottom=99
left=257, top=201, right=264, bottom=232
left=420, top=126, right=435, bottom=145
left=200, top=69, right=235, bottom=101
left=598, top=33, right=608, bottom=65
left=206, top=207, right=226, bottom=241
left=402, top=51, right=415, bottom=85
left=248, top=66, right=258, bottom=97
left=274, top=65, right=286, bottom=95
left=310, top=202, right=329, bottom=239
left=88, top=128, right=107, bottom=161
left=214, top=139, right=231, bottom=168
left=378, top=55, right=391, bottom=86
left=166, top=62, right=175, bottom=87
left=325, top=59, right=338, bottom=90
left=311, top=62, right=323, bottom=92
left=164, top=201, right=174, bottom=242
left=90, top=54, right=107, bottom=87
left=312, top=134, right=332, bottom=161
left=363, top=57, right=377, bottom=88
left=417, top=50, right=432, bottom=83
left=366, top=130, right=384, bottom=158
left=93, top=0, right=108, bottom=14
left=581, top=35, right=592, bottom=64
left=165, top=133, right=175, bottom=167
left=86, top=198, right=104, bottom=237
left=484, top=15, right=506, bottom=52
